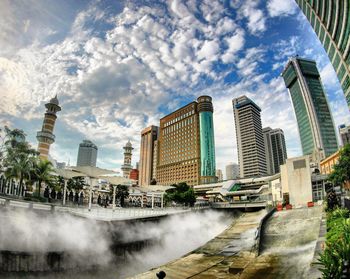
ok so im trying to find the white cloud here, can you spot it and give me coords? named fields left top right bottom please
left=238, top=1, right=266, bottom=35
left=267, top=0, right=298, bottom=17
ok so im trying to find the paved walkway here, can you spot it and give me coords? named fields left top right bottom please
left=130, top=210, right=268, bottom=279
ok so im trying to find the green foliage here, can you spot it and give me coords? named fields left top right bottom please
left=328, top=144, right=350, bottom=187
left=32, top=159, right=55, bottom=197
left=67, top=176, right=86, bottom=191
left=317, top=208, right=350, bottom=278
left=165, top=182, right=196, bottom=206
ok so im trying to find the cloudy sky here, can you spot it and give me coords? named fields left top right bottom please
left=1, top=0, right=350, bottom=176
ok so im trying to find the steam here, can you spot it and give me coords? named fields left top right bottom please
left=0, top=208, right=233, bottom=278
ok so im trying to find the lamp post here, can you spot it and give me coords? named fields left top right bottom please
left=112, top=185, right=116, bottom=211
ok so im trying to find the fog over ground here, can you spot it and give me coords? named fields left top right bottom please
left=0, top=208, right=233, bottom=278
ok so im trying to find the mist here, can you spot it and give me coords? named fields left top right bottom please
left=0, top=208, right=233, bottom=278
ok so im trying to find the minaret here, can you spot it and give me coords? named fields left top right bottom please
left=121, top=140, right=133, bottom=178
left=36, top=95, right=61, bottom=160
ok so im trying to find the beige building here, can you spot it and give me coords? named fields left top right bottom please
left=156, top=102, right=201, bottom=186
left=139, top=126, right=159, bottom=186
left=280, top=155, right=313, bottom=207
left=216, top=169, right=223, bottom=182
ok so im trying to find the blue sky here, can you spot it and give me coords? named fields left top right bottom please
left=1, top=0, right=350, bottom=177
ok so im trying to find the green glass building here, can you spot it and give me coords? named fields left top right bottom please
left=295, top=0, right=350, bottom=109
left=197, top=96, right=216, bottom=184
left=282, top=57, right=338, bottom=157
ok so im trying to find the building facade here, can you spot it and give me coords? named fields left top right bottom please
left=295, top=0, right=350, bottom=109
left=282, top=57, right=338, bottom=158
left=36, top=95, right=61, bottom=159
left=216, top=169, right=223, bottom=182
left=129, top=168, right=139, bottom=182
left=225, top=163, right=239, bottom=180
left=156, top=96, right=216, bottom=186
left=76, top=140, right=98, bottom=167
left=339, top=124, right=350, bottom=146
left=121, top=140, right=133, bottom=178
left=139, top=126, right=159, bottom=186
left=233, top=96, right=267, bottom=178
left=263, top=127, right=288, bottom=174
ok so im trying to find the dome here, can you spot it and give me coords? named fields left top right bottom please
left=49, top=95, right=59, bottom=106
left=126, top=140, right=132, bottom=147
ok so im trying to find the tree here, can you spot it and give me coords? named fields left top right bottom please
left=32, top=159, right=54, bottom=197
left=165, top=182, right=196, bottom=206
left=114, top=184, right=129, bottom=207
left=67, top=176, right=86, bottom=192
left=329, top=144, right=350, bottom=188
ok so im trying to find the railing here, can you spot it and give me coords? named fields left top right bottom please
left=0, top=196, right=209, bottom=221
left=211, top=200, right=268, bottom=208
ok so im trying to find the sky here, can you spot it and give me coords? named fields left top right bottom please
left=1, top=0, right=350, bottom=177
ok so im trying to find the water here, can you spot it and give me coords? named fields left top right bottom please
left=0, top=208, right=233, bottom=278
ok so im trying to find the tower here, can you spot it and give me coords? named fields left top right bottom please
left=197, top=95, right=216, bottom=184
left=282, top=57, right=338, bottom=158
left=339, top=124, right=350, bottom=146
left=295, top=0, right=350, bottom=109
left=263, top=127, right=288, bottom=174
left=77, top=140, right=98, bottom=167
left=233, top=96, right=267, bottom=178
left=36, top=95, right=61, bottom=160
left=121, top=140, right=133, bottom=178
left=139, top=126, right=158, bottom=186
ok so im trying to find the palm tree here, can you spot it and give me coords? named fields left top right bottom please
left=4, top=142, right=37, bottom=196
left=33, top=159, right=54, bottom=197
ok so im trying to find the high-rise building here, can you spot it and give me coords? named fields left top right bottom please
left=139, top=126, right=159, bottom=186
left=36, top=95, right=61, bottom=159
left=216, top=169, right=223, bottom=182
left=225, top=163, right=239, bottom=180
left=121, top=140, right=133, bottom=178
left=152, top=140, right=158, bottom=180
left=156, top=96, right=216, bottom=186
left=233, top=96, right=267, bottom=178
left=339, top=124, right=350, bottom=146
left=295, top=0, right=350, bottom=109
left=76, top=140, right=98, bottom=167
left=282, top=57, right=338, bottom=158
left=197, top=96, right=216, bottom=184
left=263, top=127, right=288, bottom=174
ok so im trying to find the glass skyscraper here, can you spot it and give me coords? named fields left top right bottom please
left=282, top=57, right=338, bottom=157
left=197, top=96, right=216, bottom=184
left=295, top=0, right=350, bottom=109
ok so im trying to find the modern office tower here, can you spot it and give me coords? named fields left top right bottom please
left=197, top=96, right=216, bottom=184
left=282, top=57, right=338, bottom=158
left=36, top=95, right=61, bottom=159
left=295, top=0, right=350, bottom=108
left=156, top=95, right=216, bottom=186
left=139, top=126, right=159, bottom=186
left=225, top=163, right=239, bottom=180
left=339, top=124, right=350, bottom=146
left=263, top=127, right=288, bottom=174
left=216, top=169, right=223, bottom=182
left=121, top=140, right=133, bottom=178
left=233, top=96, right=267, bottom=178
left=76, top=140, right=98, bottom=167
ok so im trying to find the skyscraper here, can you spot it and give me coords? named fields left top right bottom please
left=295, top=0, right=350, bottom=108
left=36, top=95, right=61, bottom=159
left=156, top=95, right=216, bottom=186
left=121, top=140, right=133, bottom=178
left=139, top=126, right=158, bottom=186
left=225, top=163, right=239, bottom=180
left=339, top=124, right=350, bottom=146
left=77, top=140, right=98, bottom=167
left=282, top=57, right=338, bottom=158
left=263, top=127, right=288, bottom=174
left=197, top=96, right=216, bottom=184
left=233, top=96, right=267, bottom=178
